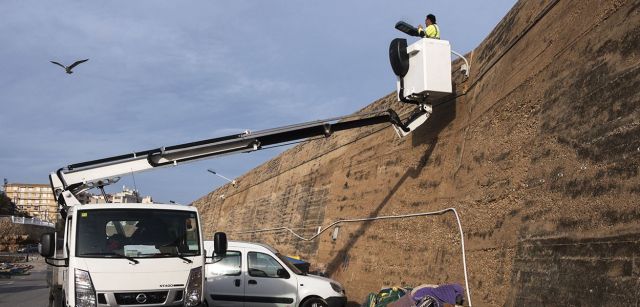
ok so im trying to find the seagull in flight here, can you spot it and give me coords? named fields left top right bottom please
left=50, top=59, right=89, bottom=74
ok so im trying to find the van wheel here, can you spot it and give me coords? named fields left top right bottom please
left=301, top=298, right=328, bottom=307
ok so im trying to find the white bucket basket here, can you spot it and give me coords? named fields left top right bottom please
left=396, top=38, right=453, bottom=102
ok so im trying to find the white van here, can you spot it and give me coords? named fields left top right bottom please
left=203, top=240, right=346, bottom=307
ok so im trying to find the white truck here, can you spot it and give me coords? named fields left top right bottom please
left=42, top=203, right=208, bottom=307
left=204, top=241, right=346, bottom=307
left=38, top=106, right=434, bottom=307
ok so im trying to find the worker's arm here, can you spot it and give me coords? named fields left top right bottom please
left=417, top=25, right=426, bottom=37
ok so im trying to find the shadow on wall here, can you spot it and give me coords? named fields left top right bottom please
left=324, top=89, right=458, bottom=277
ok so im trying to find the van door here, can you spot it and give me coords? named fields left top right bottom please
left=245, top=251, right=298, bottom=306
left=205, top=249, right=245, bottom=307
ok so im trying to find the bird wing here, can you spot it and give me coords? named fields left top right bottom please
left=50, top=61, right=66, bottom=69
left=68, top=59, right=89, bottom=70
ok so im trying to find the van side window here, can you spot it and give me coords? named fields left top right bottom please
left=248, top=252, right=287, bottom=278
left=209, top=251, right=241, bottom=276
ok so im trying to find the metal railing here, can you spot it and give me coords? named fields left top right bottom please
left=5, top=215, right=55, bottom=228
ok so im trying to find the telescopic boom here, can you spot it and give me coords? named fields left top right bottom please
left=50, top=106, right=432, bottom=210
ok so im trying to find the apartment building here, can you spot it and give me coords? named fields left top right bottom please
left=4, top=183, right=57, bottom=222
left=87, top=186, right=153, bottom=204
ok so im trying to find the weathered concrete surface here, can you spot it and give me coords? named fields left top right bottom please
left=194, top=0, right=640, bottom=305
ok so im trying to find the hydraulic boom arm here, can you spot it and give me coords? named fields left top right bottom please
left=50, top=106, right=431, bottom=209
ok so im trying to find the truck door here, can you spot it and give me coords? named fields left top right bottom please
left=245, top=251, right=298, bottom=306
left=205, top=249, right=245, bottom=307
left=62, top=215, right=72, bottom=306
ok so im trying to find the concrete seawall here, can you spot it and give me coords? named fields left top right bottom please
left=194, top=0, right=640, bottom=305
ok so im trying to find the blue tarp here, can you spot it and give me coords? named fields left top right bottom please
left=284, top=256, right=310, bottom=273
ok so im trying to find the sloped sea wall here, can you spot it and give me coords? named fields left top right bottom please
left=194, top=0, right=640, bottom=305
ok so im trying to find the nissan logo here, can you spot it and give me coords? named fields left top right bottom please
left=135, top=293, right=148, bottom=304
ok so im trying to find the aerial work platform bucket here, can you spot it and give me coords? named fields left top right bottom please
left=390, top=38, right=453, bottom=104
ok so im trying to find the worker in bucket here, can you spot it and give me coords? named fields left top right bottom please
left=417, top=14, right=440, bottom=39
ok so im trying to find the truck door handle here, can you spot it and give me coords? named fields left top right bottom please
left=248, top=279, right=257, bottom=285
left=234, top=279, right=241, bottom=287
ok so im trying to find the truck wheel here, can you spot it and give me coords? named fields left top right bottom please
left=301, top=297, right=328, bottom=307
left=54, top=290, right=65, bottom=307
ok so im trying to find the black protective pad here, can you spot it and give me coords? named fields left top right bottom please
left=395, top=21, right=421, bottom=37
left=389, top=38, right=409, bottom=77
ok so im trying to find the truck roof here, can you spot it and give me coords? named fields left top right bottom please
left=70, top=203, right=198, bottom=212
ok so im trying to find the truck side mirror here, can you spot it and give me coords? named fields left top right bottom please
left=277, top=268, right=290, bottom=279
left=213, top=232, right=227, bottom=258
left=40, top=233, right=55, bottom=258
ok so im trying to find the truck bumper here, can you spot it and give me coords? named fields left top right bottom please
left=326, top=296, right=347, bottom=307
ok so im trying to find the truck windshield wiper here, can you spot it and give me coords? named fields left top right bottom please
left=82, top=252, right=140, bottom=264
left=177, top=254, right=193, bottom=264
left=155, top=252, right=193, bottom=263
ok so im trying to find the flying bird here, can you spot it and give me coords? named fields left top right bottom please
left=50, top=59, right=89, bottom=74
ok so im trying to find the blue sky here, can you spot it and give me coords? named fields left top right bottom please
left=0, top=0, right=516, bottom=204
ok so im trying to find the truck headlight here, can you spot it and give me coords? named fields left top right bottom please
left=185, top=266, right=203, bottom=307
left=330, top=282, right=345, bottom=295
left=75, top=269, right=96, bottom=307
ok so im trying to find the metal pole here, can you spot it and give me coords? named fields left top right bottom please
left=451, top=49, right=470, bottom=78
left=207, top=169, right=237, bottom=187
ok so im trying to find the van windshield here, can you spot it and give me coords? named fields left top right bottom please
left=275, top=253, right=304, bottom=275
left=76, top=209, right=200, bottom=258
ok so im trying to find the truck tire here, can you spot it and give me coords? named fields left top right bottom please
left=48, top=288, right=62, bottom=307
left=301, top=297, right=328, bottom=307
left=53, top=289, right=65, bottom=307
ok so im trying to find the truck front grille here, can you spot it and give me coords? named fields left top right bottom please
left=114, top=291, right=168, bottom=305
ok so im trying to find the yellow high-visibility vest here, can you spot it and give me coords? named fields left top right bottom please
left=419, top=24, right=440, bottom=39
left=425, top=24, right=440, bottom=39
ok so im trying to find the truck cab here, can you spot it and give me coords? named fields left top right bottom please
left=43, top=203, right=205, bottom=307
left=203, top=241, right=346, bottom=307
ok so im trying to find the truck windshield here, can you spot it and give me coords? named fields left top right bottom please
left=76, top=209, right=200, bottom=258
